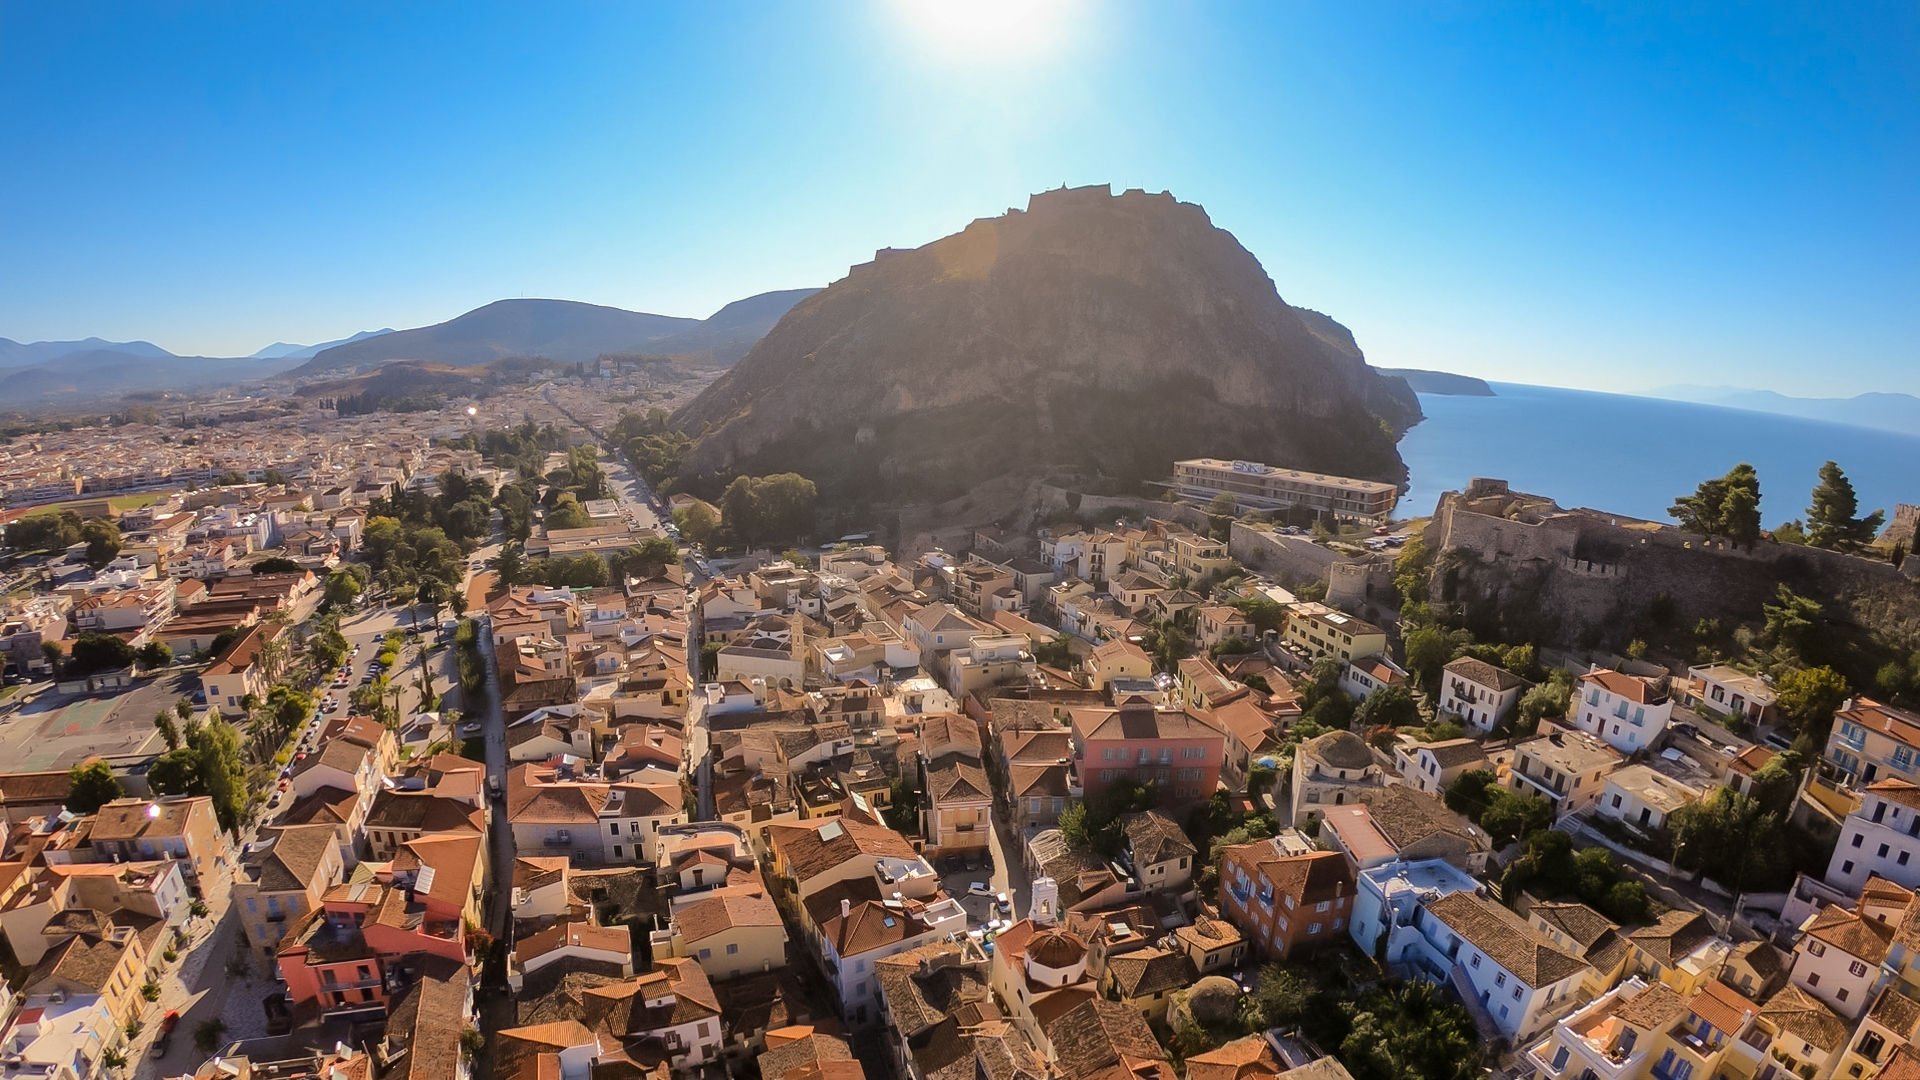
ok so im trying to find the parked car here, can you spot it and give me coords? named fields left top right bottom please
left=995, top=892, right=1012, bottom=915
left=967, top=881, right=993, bottom=897
left=1671, top=721, right=1700, bottom=739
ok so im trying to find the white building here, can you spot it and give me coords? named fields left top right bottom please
left=1789, top=900, right=1892, bottom=1019
left=1376, top=884, right=1591, bottom=1043
left=1507, top=729, right=1625, bottom=817
left=1395, top=738, right=1492, bottom=797
left=1826, top=779, right=1920, bottom=895
left=1348, top=857, right=1482, bottom=968
left=1597, top=764, right=1705, bottom=833
left=819, top=895, right=967, bottom=1027
left=1438, top=657, right=1529, bottom=734
left=1569, top=668, right=1674, bottom=754
left=1686, top=664, right=1777, bottom=725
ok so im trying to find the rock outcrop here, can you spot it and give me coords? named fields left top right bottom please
left=673, top=185, right=1420, bottom=508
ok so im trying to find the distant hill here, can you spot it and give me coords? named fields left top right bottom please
left=290, top=290, right=816, bottom=375
left=1380, top=368, right=1496, bottom=396
left=674, top=185, right=1420, bottom=511
left=0, top=351, right=301, bottom=406
left=251, top=328, right=394, bottom=360
left=1649, top=385, right=1920, bottom=435
left=0, top=337, right=174, bottom=368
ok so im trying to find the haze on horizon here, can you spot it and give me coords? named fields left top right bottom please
left=1, top=1, right=1914, bottom=397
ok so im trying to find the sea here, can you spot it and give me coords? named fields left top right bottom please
left=1393, top=382, right=1920, bottom=524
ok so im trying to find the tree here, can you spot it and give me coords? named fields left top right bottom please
left=1058, top=802, right=1091, bottom=850
left=78, top=517, right=122, bottom=567
left=1775, top=665, right=1850, bottom=739
left=66, top=632, right=138, bottom=677
left=1230, top=597, right=1288, bottom=635
left=1514, top=671, right=1573, bottom=730
left=148, top=717, right=249, bottom=831
left=1403, top=626, right=1461, bottom=693
left=155, top=711, right=183, bottom=750
left=1248, top=965, right=1315, bottom=1029
left=5, top=512, right=81, bottom=553
left=1762, top=585, right=1823, bottom=660
left=546, top=493, right=591, bottom=531
left=1670, top=463, right=1762, bottom=547
left=1339, top=980, right=1481, bottom=1080
left=1353, top=684, right=1420, bottom=728
left=1806, top=460, right=1885, bottom=550
left=324, top=564, right=369, bottom=607
left=250, top=556, right=302, bottom=574
left=1478, top=789, right=1553, bottom=846
left=494, top=542, right=527, bottom=588
left=137, top=641, right=173, bottom=668
left=66, top=759, right=123, bottom=813
left=721, top=473, right=817, bottom=548
left=675, top=501, right=721, bottom=548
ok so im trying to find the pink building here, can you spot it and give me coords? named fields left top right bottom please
left=276, top=878, right=470, bottom=1017
left=1069, top=698, right=1228, bottom=805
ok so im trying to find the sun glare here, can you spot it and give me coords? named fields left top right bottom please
left=893, top=0, right=1078, bottom=64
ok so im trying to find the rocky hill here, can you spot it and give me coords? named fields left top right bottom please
left=292, top=291, right=815, bottom=375
left=672, top=185, right=1421, bottom=509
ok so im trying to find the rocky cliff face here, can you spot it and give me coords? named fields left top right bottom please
left=673, top=185, right=1421, bottom=506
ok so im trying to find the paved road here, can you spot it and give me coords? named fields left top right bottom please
left=476, top=615, right=514, bottom=945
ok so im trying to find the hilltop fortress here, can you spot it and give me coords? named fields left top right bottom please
left=1421, top=478, right=1920, bottom=659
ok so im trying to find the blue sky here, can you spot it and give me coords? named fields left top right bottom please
left=2, top=1, right=1914, bottom=395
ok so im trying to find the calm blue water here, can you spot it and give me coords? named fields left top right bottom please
left=1395, top=382, right=1920, bottom=523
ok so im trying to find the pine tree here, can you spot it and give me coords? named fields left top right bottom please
left=1806, top=460, right=1885, bottom=550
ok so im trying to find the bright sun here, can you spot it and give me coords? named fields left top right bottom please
left=893, top=0, right=1079, bottom=64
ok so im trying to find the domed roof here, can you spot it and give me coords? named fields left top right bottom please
left=1027, top=927, right=1088, bottom=968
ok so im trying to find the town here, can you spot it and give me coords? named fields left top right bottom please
left=2, top=379, right=1920, bottom=1080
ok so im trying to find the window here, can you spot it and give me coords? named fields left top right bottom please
left=1316, top=901, right=1330, bottom=913
left=1308, top=923, right=1321, bottom=935
left=1808, top=941, right=1827, bottom=957
left=699, top=948, right=711, bottom=959
left=1612, top=794, right=1623, bottom=808
left=1844, top=861, right=1856, bottom=875
left=1854, top=833, right=1866, bottom=848
left=728, top=943, right=739, bottom=955
left=1839, top=988, right=1851, bottom=1002
left=1807, top=972, right=1821, bottom=986
left=1470, top=954, right=1481, bottom=969
left=1850, top=960, right=1869, bottom=977
left=610, top=823, right=620, bottom=836
left=1494, top=972, right=1505, bottom=987
left=1881, top=843, right=1892, bottom=858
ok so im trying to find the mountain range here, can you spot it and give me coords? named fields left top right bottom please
left=673, top=184, right=1419, bottom=513
left=0, top=289, right=820, bottom=409
left=251, top=329, right=394, bottom=360
left=288, top=290, right=818, bottom=375
left=1648, top=385, right=1920, bottom=436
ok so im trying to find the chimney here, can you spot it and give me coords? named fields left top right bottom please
left=841, top=898, right=851, bottom=919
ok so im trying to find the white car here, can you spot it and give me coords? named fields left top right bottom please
left=967, top=881, right=993, bottom=897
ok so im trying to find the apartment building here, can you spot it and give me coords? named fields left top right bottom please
left=1828, top=779, right=1920, bottom=894
left=1217, top=844, right=1352, bottom=960
left=1281, top=607, right=1387, bottom=665
left=1068, top=699, right=1228, bottom=805
left=1169, top=458, right=1396, bottom=522
left=1438, top=657, right=1529, bottom=733
left=1507, top=729, right=1625, bottom=816
left=1569, top=667, right=1675, bottom=754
